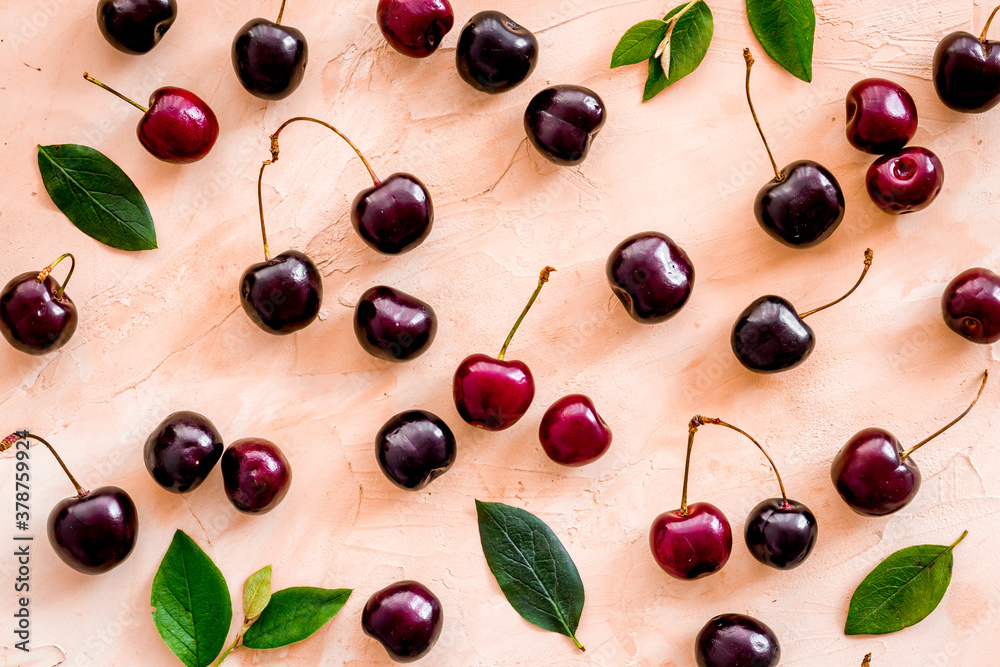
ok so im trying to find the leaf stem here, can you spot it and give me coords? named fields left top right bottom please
left=498, top=267, right=555, bottom=361
left=82, top=73, right=148, bottom=113
left=693, top=416, right=788, bottom=504
left=37, top=253, right=76, bottom=299
left=798, top=249, right=874, bottom=319
left=981, top=5, right=1000, bottom=42
left=276, top=0, right=287, bottom=25
left=743, top=48, right=782, bottom=182
left=949, top=530, right=969, bottom=549
left=211, top=622, right=249, bottom=667
left=269, top=117, right=380, bottom=186
left=901, top=372, right=989, bottom=460
left=570, top=634, right=586, bottom=651
left=5, top=433, right=88, bottom=496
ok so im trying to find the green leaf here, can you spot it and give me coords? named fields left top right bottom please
left=845, top=531, right=968, bottom=635
left=641, top=1, right=714, bottom=101
left=475, top=500, right=586, bottom=650
left=611, top=20, right=669, bottom=68
left=746, top=0, right=815, bottom=82
left=37, top=144, right=157, bottom=251
left=150, top=530, right=233, bottom=667
left=242, top=587, right=352, bottom=650
left=243, top=565, right=272, bottom=621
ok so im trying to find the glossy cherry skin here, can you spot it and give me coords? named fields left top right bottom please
left=696, top=614, right=780, bottom=667
left=363, top=580, right=443, bottom=662
left=453, top=354, right=534, bottom=431
left=456, top=11, right=538, bottom=94
left=97, top=0, right=177, bottom=55
left=744, top=498, right=817, bottom=570
left=831, top=427, right=921, bottom=517
left=376, top=410, right=456, bottom=490
left=354, top=286, right=437, bottom=362
left=538, top=394, right=612, bottom=466
left=732, top=296, right=815, bottom=373
left=525, top=85, right=606, bottom=166
left=377, top=0, right=454, bottom=58
left=137, top=87, right=219, bottom=164
left=942, top=267, right=1000, bottom=344
left=866, top=147, right=944, bottom=214
left=144, top=411, right=224, bottom=494
left=0, top=273, right=77, bottom=355
left=240, top=250, right=322, bottom=335
left=845, top=78, right=918, bottom=154
left=650, top=502, right=732, bottom=580
left=221, top=438, right=292, bottom=514
left=352, top=174, right=433, bottom=255
left=607, top=232, right=694, bottom=324
left=933, top=31, right=1000, bottom=113
left=232, top=18, right=308, bottom=100
left=755, top=161, right=845, bottom=248
left=48, top=487, right=138, bottom=575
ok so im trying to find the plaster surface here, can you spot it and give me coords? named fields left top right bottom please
left=2, top=0, right=999, bottom=665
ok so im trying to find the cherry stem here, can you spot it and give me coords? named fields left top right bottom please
left=37, top=253, right=75, bottom=299
left=693, top=416, right=788, bottom=504
left=743, top=48, right=782, bottom=183
left=256, top=161, right=272, bottom=262
left=2, top=432, right=87, bottom=496
left=498, top=267, right=556, bottom=361
left=861, top=654, right=871, bottom=667
left=799, top=248, right=874, bottom=319
left=269, top=117, right=380, bottom=186
left=679, top=419, right=698, bottom=516
left=82, top=73, right=147, bottom=113
left=981, top=5, right=1000, bottom=42
left=900, top=371, right=989, bottom=460
left=276, top=0, right=287, bottom=25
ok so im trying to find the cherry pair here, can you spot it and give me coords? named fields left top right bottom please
left=145, top=412, right=291, bottom=515
left=650, top=417, right=818, bottom=580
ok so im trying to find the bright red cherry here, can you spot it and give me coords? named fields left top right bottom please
left=83, top=73, right=218, bottom=164
left=377, top=0, right=454, bottom=58
left=538, top=394, right=612, bottom=466
left=0, top=254, right=78, bottom=356
left=942, top=267, right=1000, bottom=344
left=453, top=267, right=554, bottom=431
left=845, top=78, right=918, bottom=154
left=865, top=147, right=944, bottom=214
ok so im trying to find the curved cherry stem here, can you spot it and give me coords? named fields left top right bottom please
left=276, top=0, right=288, bottom=25
left=743, top=48, right=782, bottom=183
left=498, top=267, right=556, bottom=361
left=981, top=5, right=1000, bottom=42
left=693, top=416, right=788, bottom=505
left=2, top=432, right=87, bottom=496
left=861, top=654, right=871, bottom=667
left=269, top=117, right=380, bottom=186
left=256, top=162, right=273, bottom=262
left=901, top=370, right=989, bottom=460
left=82, top=73, right=148, bottom=112
left=799, top=248, right=874, bottom=319
left=37, top=253, right=76, bottom=299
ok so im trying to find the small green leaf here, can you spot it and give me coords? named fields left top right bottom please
left=150, top=530, right=233, bottom=667
left=37, top=144, right=157, bottom=251
left=641, top=1, right=714, bottom=102
left=475, top=500, right=586, bottom=650
left=243, top=565, right=272, bottom=621
left=242, top=587, right=352, bottom=650
left=611, top=20, right=669, bottom=68
left=746, top=0, right=815, bottom=82
left=845, top=531, right=968, bottom=636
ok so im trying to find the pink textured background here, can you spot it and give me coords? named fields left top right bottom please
left=2, top=0, right=999, bottom=665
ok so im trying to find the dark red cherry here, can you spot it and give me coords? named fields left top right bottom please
left=934, top=8, right=1000, bottom=114
left=0, top=255, right=78, bottom=356
left=744, top=498, right=817, bottom=570
left=362, top=580, right=443, bottom=662
left=97, top=0, right=177, bottom=55
left=376, top=410, right=456, bottom=490
left=695, top=614, right=780, bottom=667
left=456, top=11, right=538, bottom=94
left=650, top=502, right=732, bottom=580
left=354, top=285, right=437, bottom=362
left=538, top=394, right=612, bottom=466
left=232, top=13, right=308, bottom=100
left=606, top=232, right=694, bottom=324
left=755, top=160, right=845, bottom=248
left=351, top=173, right=433, bottom=255
left=942, top=267, right=1000, bottom=344
left=831, top=428, right=920, bottom=517
left=377, top=0, right=454, bottom=58
left=845, top=78, right=918, bottom=154
left=221, top=438, right=292, bottom=514
left=144, top=411, right=224, bottom=493
left=240, top=250, right=322, bottom=335
left=524, top=85, right=606, bottom=166
left=865, top=147, right=944, bottom=214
